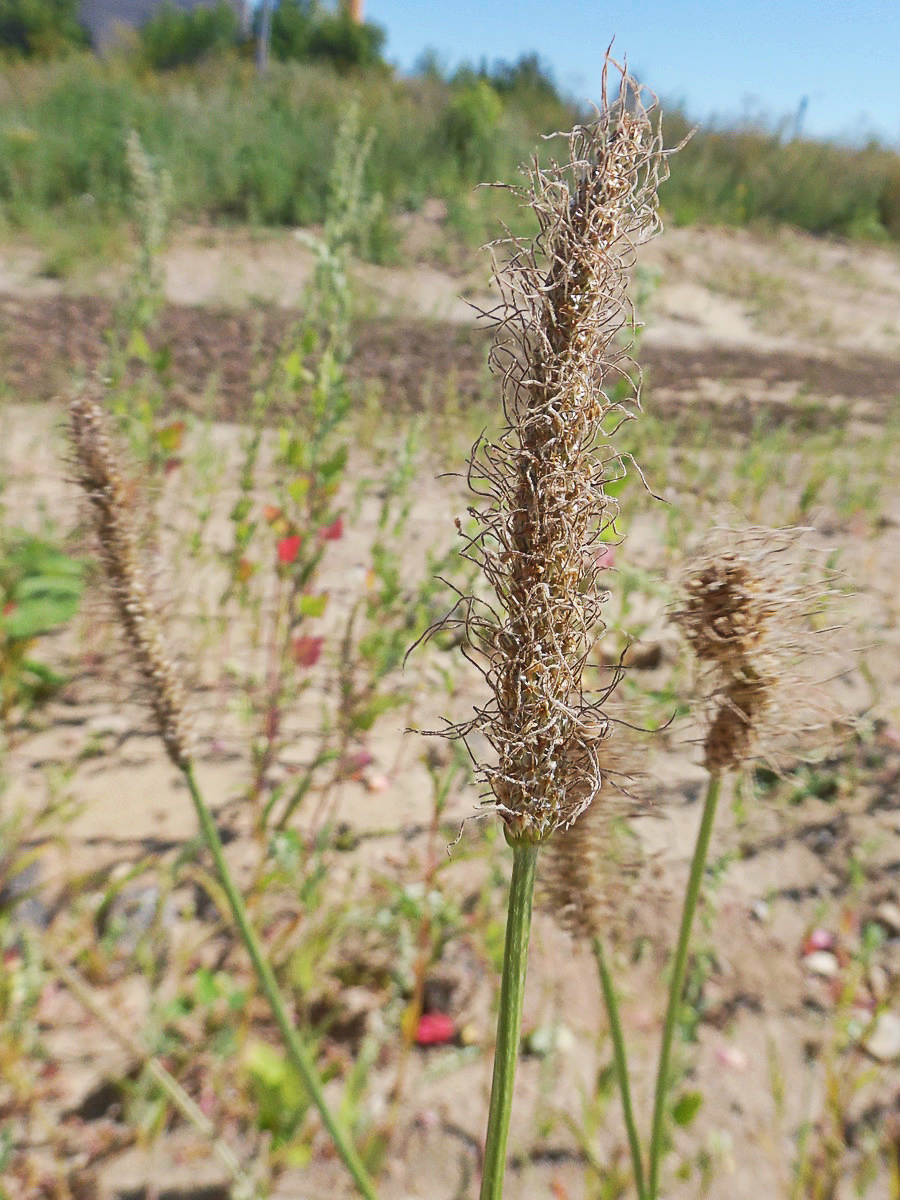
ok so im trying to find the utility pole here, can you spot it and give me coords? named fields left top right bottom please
left=256, top=0, right=272, bottom=74
left=347, top=0, right=364, bottom=21
left=238, top=0, right=252, bottom=38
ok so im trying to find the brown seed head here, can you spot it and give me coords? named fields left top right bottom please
left=426, top=57, right=672, bottom=841
left=674, top=528, right=836, bottom=774
left=680, top=555, right=776, bottom=667
left=69, top=394, right=192, bottom=769
left=541, top=731, right=643, bottom=938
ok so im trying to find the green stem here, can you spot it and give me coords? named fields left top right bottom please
left=647, top=772, right=722, bottom=1200
left=479, top=839, right=540, bottom=1200
left=592, top=937, right=647, bottom=1200
left=183, top=763, right=377, bottom=1200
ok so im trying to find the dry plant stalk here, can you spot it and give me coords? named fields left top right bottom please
left=69, top=392, right=378, bottom=1200
left=542, top=731, right=643, bottom=938
left=69, top=393, right=192, bottom=767
left=674, top=526, right=835, bottom=771
left=437, top=58, right=670, bottom=841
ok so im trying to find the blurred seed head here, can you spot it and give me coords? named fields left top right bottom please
left=69, top=393, right=192, bottom=769
left=674, top=527, right=838, bottom=773
left=541, top=732, right=644, bottom=939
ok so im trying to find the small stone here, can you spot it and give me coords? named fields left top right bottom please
left=802, top=950, right=840, bottom=978
left=524, top=1024, right=575, bottom=1057
left=714, top=1044, right=748, bottom=1071
left=875, top=901, right=900, bottom=935
left=863, top=1011, right=900, bottom=1062
left=751, top=900, right=770, bottom=922
left=869, top=964, right=889, bottom=1002
left=363, top=771, right=391, bottom=793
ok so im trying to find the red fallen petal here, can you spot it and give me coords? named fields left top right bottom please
left=803, top=928, right=836, bottom=954
left=346, top=748, right=375, bottom=774
left=278, top=534, right=303, bottom=564
left=292, top=635, right=323, bottom=668
left=320, top=516, right=344, bottom=541
left=415, top=1012, right=455, bottom=1046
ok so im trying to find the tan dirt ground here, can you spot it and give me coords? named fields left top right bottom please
left=1, top=221, right=899, bottom=1200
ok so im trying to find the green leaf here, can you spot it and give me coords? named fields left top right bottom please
left=282, top=349, right=303, bottom=383
left=351, top=693, right=403, bottom=732
left=297, top=593, right=328, bottom=618
left=318, top=445, right=348, bottom=483
left=4, top=594, right=81, bottom=639
left=287, top=476, right=310, bottom=504
left=672, top=1089, right=704, bottom=1127
left=126, top=328, right=152, bottom=363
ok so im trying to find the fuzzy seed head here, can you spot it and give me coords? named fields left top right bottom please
left=541, top=735, right=643, bottom=938
left=425, top=57, right=672, bottom=840
left=674, top=528, right=836, bottom=774
left=69, top=394, right=192, bottom=769
left=680, top=556, right=776, bottom=668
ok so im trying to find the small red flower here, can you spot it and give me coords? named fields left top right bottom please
left=320, top=516, right=344, bottom=541
left=277, top=534, right=302, bottom=564
left=292, top=636, right=323, bottom=668
left=415, top=1012, right=455, bottom=1046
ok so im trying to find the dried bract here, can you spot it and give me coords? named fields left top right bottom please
left=69, top=394, right=192, bottom=768
left=431, top=58, right=670, bottom=840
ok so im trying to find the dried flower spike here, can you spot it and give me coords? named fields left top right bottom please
left=69, top=394, right=192, bottom=768
left=434, top=58, right=670, bottom=841
left=674, top=527, right=834, bottom=772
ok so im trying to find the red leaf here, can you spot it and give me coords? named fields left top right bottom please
left=320, top=515, right=344, bottom=541
left=263, top=505, right=283, bottom=524
left=292, top=636, right=323, bottom=668
left=415, top=1012, right=455, bottom=1046
left=277, top=534, right=302, bottom=564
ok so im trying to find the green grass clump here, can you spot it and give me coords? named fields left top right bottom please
left=1, top=55, right=898, bottom=264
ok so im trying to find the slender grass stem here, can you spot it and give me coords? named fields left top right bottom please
left=182, top=763, right=378, bottom=1200
left=647, top=772, right=722, bottom=1200
left=46, top=949, right=254, bottom=1194
left=592, top=937, right=647, bottom=1200
left=479, top=839, right=540, bottom=1200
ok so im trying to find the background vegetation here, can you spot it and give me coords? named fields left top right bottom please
left=0, top=2, right=898, bottom=259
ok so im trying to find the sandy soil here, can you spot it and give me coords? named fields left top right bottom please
left=1, top=221, right=899, bottom=1199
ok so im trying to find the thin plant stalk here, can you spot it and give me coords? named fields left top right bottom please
left=479, top=840, right=539, bottom=1200
left=69, top=393, right=378, bottom=1199
left=593, top=936, right=647, bottom=1200
left=647, top=772, right=722, bottom=1200
left=183, top=764, right=378, bottom=1200
left=46, top=949, right=254, bottom=1197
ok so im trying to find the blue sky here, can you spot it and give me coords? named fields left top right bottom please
left=366, top=1, right=900, bottom=145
